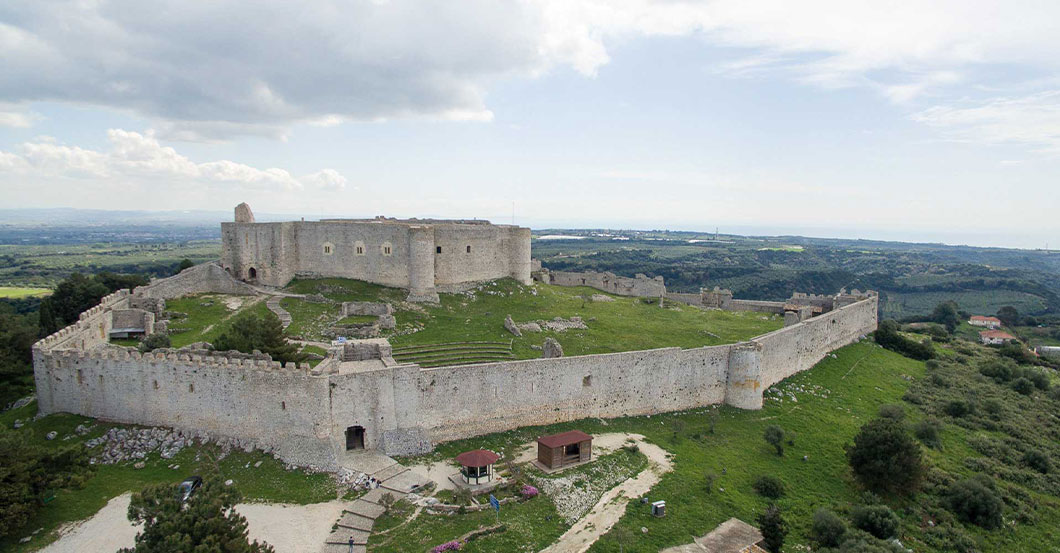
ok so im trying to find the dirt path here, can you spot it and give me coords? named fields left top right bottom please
left=38, top=493, right=346, bottom=553
left=537, top=434, right=673, bottom=553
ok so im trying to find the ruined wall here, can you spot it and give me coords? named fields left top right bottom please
left=546, top=271, right=665, bottom=297
left=111, top=309, right=155, bottom=335
left=140, top=262, right=258, bottom=300
left=727, top=299, right=787, bottom=315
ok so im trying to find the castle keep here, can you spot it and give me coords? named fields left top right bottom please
left=221, top=203, right=532, bottom=302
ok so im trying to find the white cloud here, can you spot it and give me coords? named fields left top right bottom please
left=2, top=1, right=1058, bottom=137
left=0, top=129, right=348, bottom=191
left=912, top=91, right=1060, bottom=153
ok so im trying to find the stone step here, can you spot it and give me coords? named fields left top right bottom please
left=325, top=527, right=370, bottom=545
left=321, top=543, right=366, bottom=553
left=380, top=470, right=432, bottom=494
left=337, top=512, right=374, bottom=532
left=345, top=499, right=385, bottom=520
left=362, top=486, right=406, bottom=505
left=371, top=463, right=408, bottom=482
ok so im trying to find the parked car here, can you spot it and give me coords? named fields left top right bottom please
left=179, top=476, right=203, bottom=502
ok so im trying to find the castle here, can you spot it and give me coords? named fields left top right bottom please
left=221, top=203, right=531, bottom=302
left=32, top=205, right=878, bottom=470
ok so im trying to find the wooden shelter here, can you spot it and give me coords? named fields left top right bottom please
left=537, top=430, right=592, bottom=469
left=455, top=449, right=500, bottom=486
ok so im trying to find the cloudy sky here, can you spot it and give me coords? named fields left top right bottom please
left=1, top=1, right=1058, bottom=248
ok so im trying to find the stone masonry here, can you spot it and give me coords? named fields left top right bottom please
left=220, top=203, right=531, bottom=302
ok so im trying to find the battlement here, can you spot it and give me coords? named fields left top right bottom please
left=538, top=269, right=666, bottom=298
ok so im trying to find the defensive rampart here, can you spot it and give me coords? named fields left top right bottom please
left=34, top=278, right=877, bottom=469
left=539, top=270, right=665, bottom=297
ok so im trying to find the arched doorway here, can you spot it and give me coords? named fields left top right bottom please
left=247, top=267, right=257, bottom=280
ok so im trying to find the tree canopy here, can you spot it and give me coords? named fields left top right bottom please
left=121, top=479, right=274, bottom=553
left=846, top=417, right=924, bottom=495
left=213, top=311, right=305, bottom=365
left=0, top=428, right=91, bottom=538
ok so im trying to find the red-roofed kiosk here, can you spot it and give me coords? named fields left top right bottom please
left=456, top=449, right=500, bottom=486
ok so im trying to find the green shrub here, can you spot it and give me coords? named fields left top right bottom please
left=138, top=332, right=171, bottom=352
left=1011, top=377, right=1035, bottom=395
left=913, top=417, right=942, bottom=449
left=982, top=399, right=1003, bottom=418
left=874, top=320, right=934, bottom=360
left=846, top=418, right=924, bottom=495
left=944, top=399, right=972, bottom=418
left=850, top=504, right=900, bottom=539
left=877, top=404, right=905, bottom=421
left=979, top=359, right=1015, bottom=382
left=753, top=475, right=785, bottom=499
left=763, top=425, right=785, bottom=456
left=945, top=476, right=1003, bottom=529
left=811, top=508, right=847, bottom=548
left=1022, top=449, right=1051, bottom=474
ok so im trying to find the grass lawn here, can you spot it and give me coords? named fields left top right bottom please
left=0, top=286, right=51, bottom=298
left=0, top=402, right=336, bottom=553
left=163, top=294, right=269, bottom=348
left=280, top=278, right=783, bottom=361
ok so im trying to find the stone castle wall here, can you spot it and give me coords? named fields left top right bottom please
left=220, top=215, right=532, bottom=300
left=34, top=275, right=877, bottom=469
left=542, top=270, right=666, bottom=297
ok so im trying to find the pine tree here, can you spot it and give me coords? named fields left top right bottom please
left=214, top=311, right=304, bottom=365
left=757, top=504, right=787, bottom=553
left=121, top=479, right=274, bottom=553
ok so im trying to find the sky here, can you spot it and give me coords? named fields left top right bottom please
left=1, top=1, right=1059, bottom=249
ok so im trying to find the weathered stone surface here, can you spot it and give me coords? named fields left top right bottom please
left=234, top=202, right=255, bottom=223
left=542, top=338, right=564, bottom=358
left=504, top=314, right=522, bottom=337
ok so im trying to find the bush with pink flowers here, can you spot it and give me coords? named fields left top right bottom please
left=521, top=484, right=539, bottom=498
left=431, top=540, right=463, bottom=552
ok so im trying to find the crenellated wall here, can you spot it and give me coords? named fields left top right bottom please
left=542, top=270, right=666, bottom=297
left=34, top=277, right=877, bottom=469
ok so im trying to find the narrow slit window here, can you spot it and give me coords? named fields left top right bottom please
left=466, top=245, right=471, bottom=253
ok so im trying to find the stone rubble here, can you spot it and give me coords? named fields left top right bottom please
left=542, top=337, right=564, bottom=358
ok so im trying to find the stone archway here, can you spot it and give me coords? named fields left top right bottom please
left=247, top=267, right=257, bottom=280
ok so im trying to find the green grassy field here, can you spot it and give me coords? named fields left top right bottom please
left=0, top=286, right=51, bottom=298
left=278, top=278, right=783, bottom=362
left=0, top=241, right=221, bottom=287
left=378, top=339, right=1060, bottom=553
left=158, top=294, right=270, bottom=348
left=0, top=402, right=335, bottom=553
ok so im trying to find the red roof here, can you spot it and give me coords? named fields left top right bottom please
left=970, top=316, right=1001, bottom=323
left=455, top=449, right=499, bottom=467
left=537, top=430, right=593, bottom=449
left=980, top=330, right=1016, bottom=340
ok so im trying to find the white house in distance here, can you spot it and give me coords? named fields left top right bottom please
left=980, top=330, right=1017, bottom=345
left=969, top=316, right=1002, bottom=329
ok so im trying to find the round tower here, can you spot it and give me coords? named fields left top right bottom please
left=724, top=343, right=764, bottom=409
left=509, top=227, right=532, bottom=285
left=407, top=226, right=439, bottom=302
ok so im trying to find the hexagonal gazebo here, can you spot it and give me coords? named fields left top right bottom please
left=455, top=449, right=500, bottom=486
